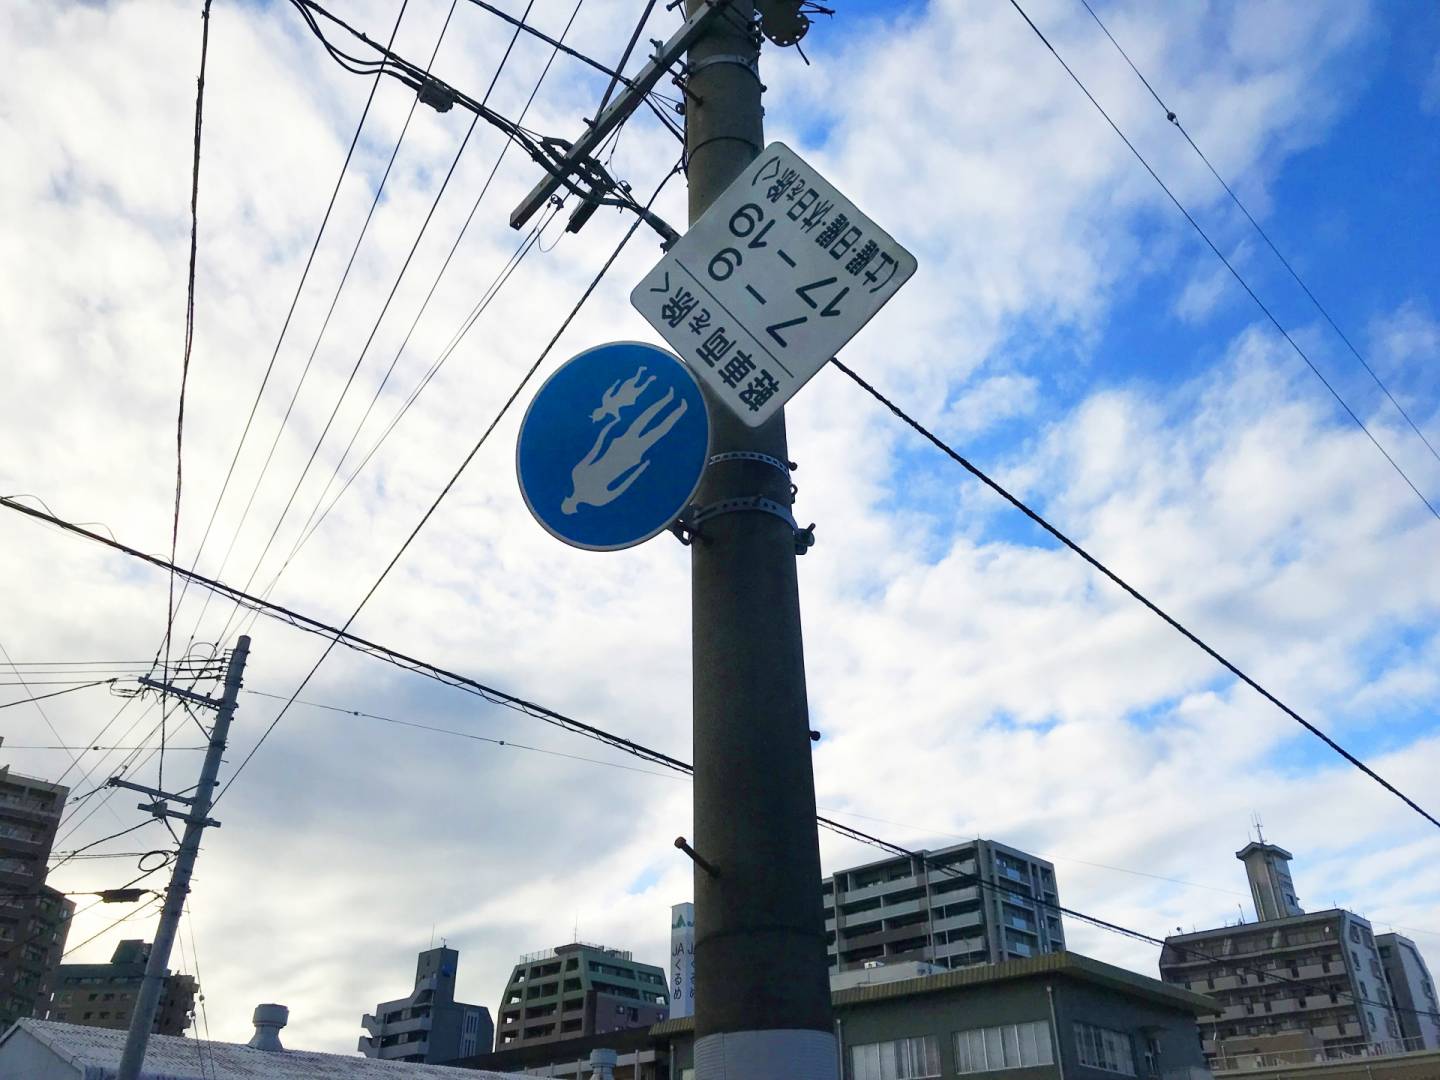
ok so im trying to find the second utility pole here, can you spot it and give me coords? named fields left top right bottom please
left=685, top=4, right=837, bottom=1077
left=116, top=634, right=250, bottom=1080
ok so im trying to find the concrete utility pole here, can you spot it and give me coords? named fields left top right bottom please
left=116, top=635, right=250, bottom=1080
left=684, top=4, right=837, bottom=1076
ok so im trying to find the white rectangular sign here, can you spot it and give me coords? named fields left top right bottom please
left=631, top=141, right=917, bottom=427
left=670, top=902, right=695, bottom=1019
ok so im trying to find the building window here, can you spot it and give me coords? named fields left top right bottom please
left=1074, top=1022, right=1136, bottom=1075
left=850, top=1036, right=942, bottom=1080
left=955, top=1021, right=1053, bottom=1073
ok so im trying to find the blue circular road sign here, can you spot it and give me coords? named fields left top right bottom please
left=516, top=341, right=711, bottom=551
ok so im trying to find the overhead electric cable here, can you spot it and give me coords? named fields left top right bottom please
left=211, top=159, right=685, bottom=807
left=162, top=0, right=214, bottom=720
left=61, top=896, right=164, bottom=958
left=10, top=501, right=1440, bottom=1022
left=286, top=0, right=659, bottom=227
left=1005, top=0, right=1440, bottom=523
left=55, top=698, right=159, bottom=822
left=825, top=354, right=1439, bottom=830
left=220, top=0, right=551, bottom=644
left=4, top=745, right=204, bottom=752
left=268, top=0, right=587, bottom=579
left=267, top=204, right=558, bottom=575
left=461, top=0, right=636, bottom=86
left=6, top=446, right=1432, bottom=833
left=49, top=820, right=159, bottom=873
left=246, top=688, right=685, bottom=780
left=1076, top=0, right=1440, bottom=471
left=0, top=681, right=117, bottom=710
left=184, top=0, right=451, bottom=650
left=166, top=0, right=411, bottom=632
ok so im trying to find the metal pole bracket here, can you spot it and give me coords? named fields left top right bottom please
left=672, top=496, right=816, bottom=555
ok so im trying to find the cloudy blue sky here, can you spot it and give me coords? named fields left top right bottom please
left=3, top=0, right=1438, bottom=1056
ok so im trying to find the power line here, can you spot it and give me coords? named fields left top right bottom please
left=61, top=896, right=164, bottom=959
left=50, top=820, right=160, bottom=873
left=212, top=0, right=542, bottom=647
left=245, top=688, right=685, bottom=780
left=183, top=0, right=452, bottom=652
left=54, top=696, right=155, bottom=818
left=212, top=159, right=686, bottom=807
left=8, top=489, right=1438, bottom=1021
left=3, top=745, right=204, bottom=752
left=264, top=0, right=588, bottom=587
left=0, top=496, right=691, bottom=775
left=265, top=202, right=559, bottom=582
left=162, top=0, right=215, bottom=750
left=287, top=0, right=661, bottom=230
left=827, top=354, right=1439, bottom=830
left=1005, top=0, right=1440, bottom=524
left=1074, top=0, right=1440, bottom=472
left=461, top=0, right=637, bottom=88
left=6, top=420, right=1434, bottom=837
left=0, top=679, right=116, bottom=710
left=166, top=0, right=412, bottom=638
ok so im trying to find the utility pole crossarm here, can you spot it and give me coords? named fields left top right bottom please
left=508, top=0, right=732, bottom=230
left=137, top=676, right=222, bottom=710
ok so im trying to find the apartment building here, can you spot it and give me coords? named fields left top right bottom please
left=1376, top=933, right=1440, bottom=1050
left=358, top=946, right=493, bottom=1064
left=495, top=942, right=669, bottom=1050
left=1159, top=840, right=1405, bottom=1062
left=47, top=939, right=198, bottom=1036
left=0, top=770, right=72, bottom=1029
left=823, top=839, right=1065, bottom=973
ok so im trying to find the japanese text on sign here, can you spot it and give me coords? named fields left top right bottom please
left=631, top=141, right=917, bottom=426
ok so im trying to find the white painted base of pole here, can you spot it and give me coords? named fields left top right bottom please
left=695, top=1029, right=839, bottom=1079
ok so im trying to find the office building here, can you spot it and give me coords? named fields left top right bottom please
left=358, top=946, right=493, bottom=1064
left=823, top=839, right=1065, bottom=973
left=495, top=941, right=669, bottom=1050
left=1160, top=840, right=1405, bottom=1064
left=455, top=951, right=1217, bottom=1080
left=1377, top=933, right=1440, bottom=1050
left=46, top=939, right=198, bottom=1036
left=0, top=770, right=71, bottom=1029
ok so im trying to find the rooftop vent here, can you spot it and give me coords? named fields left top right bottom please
left=248, top=1003, right=288, bottom=1051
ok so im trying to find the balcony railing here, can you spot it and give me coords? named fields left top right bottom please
left=1212, top=1037, right=1426, bottom=1072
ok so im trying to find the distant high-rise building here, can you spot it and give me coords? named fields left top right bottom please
left=1237, top=840, right=1305, bottom=922
left=495, top=942, right=669, bottom=1050
left=0, top=770, right=71, bottom=1029
left=358, top=946, right=493, bottom=1064
left=1159, top=836, right=1408, bottom=1065
left=47, top=939, right=198, bottom=1036
left=823, top=839, right=1065, bottom=973
left=1377, top=933, right=1440, bottom=1050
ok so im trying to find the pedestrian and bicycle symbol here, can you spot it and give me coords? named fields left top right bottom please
left=516, top=341, right=710, bottom=551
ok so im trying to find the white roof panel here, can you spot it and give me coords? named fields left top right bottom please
left=3, top=1019, right=518, bottom=1079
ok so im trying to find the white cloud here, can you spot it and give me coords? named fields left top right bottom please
left=3, top=0, right=1435, bottom=1059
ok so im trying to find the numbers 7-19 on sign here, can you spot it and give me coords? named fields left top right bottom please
left=630, top=141, right=918, bottom=427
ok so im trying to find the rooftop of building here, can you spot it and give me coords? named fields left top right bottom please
left=0, top=1018, right=517, bottom=1079
left=826, top=837, right=1055, bottom=879
left=515, top=942, right=638, bottom=966
left=0, top=768, right=69, bottom=794
left=1236, top=841, right=1295, bottom=860
left=648, top=951, right=1216, bottom=1037
left=1164, top=908, right=1370, bottom=944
